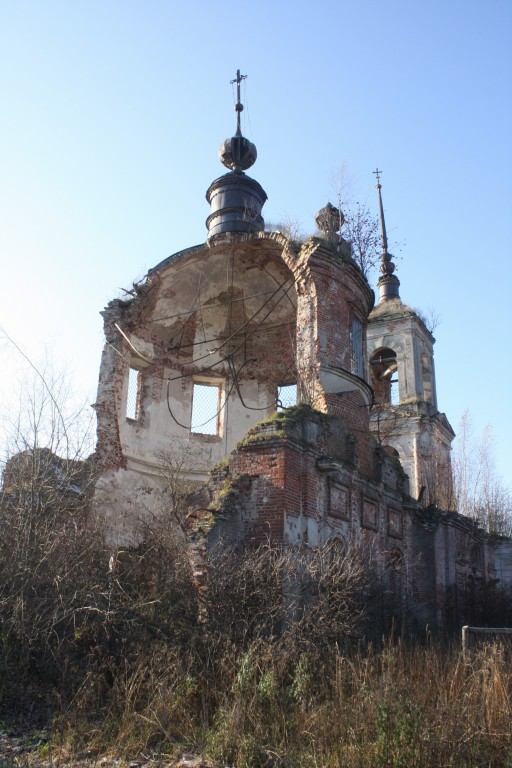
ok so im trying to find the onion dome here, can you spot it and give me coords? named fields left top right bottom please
left=218, top=135, right=257, bottom=172
left=206, top=70, right=267, bottom=241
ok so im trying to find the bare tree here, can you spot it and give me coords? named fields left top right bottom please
left=328, top=166, right=380, bottom=280
left=414, top=306, right=442, bottom=335
left=370, top=402, right=401, bottom=447
left=0, top=346, right=102, bottom=706
left=265, top=214, right=306, bottom=243
left=452, top=410, right=512, bottom=535
left=0, top=347, right=203, bottom=718
left=343, top=202, right=381, bottom=280
left=205, top=539, right=378, bottom=654
left=154, top=440, right=212, bottom=532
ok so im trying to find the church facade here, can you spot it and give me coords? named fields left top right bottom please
left=93, top=74, right=512, bottom=630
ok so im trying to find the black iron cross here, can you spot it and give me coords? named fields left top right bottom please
left=230, top=69, right=247, bottom=135
left=373, top=168, right=382, bottom=184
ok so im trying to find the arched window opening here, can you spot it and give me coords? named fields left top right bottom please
left=370, top=348, right=399, bottom=405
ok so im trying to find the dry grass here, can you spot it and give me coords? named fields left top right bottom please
left=43, top=636, right=512, bottom=768
left=198, top=638, right=512, bottom=767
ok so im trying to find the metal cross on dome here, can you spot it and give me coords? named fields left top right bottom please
left=230, top=69, right=247, bottom=136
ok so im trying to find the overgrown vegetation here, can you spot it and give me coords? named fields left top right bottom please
left=1, top=477, right=511, bottom=767
left=2, top=499, right=512, bottom=767
left=1, top=348, right=511, bottom=766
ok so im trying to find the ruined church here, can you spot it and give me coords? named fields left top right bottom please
left=94, top=73, right=512, bottom=629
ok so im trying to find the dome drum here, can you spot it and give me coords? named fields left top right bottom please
left=206, top=172, right=267, bottom=239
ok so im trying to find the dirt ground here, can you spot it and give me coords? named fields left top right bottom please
left=0, top=731, right=211, bottom=768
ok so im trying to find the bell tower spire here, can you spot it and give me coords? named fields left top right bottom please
left=373, top=169, right=400, bottom=302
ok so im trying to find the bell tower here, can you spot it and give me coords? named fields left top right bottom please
left=366, top=171, right=454, bottom=508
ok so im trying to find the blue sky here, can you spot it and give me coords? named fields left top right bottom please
left=1, top=0, right=511, bottom=482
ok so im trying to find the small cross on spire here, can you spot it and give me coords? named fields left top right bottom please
left=372, top=168, right=400, bottom=301
left=230, top=69, right=247, bottom=136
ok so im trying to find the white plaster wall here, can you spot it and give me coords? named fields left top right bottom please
left=94, top=467, right=168, bottom=547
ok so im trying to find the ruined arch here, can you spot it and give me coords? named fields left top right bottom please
left=326, top=534, right=347, bottom=553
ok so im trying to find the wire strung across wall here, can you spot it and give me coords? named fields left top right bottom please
left=166, top=368, right=239, bottom=432
left=167, top=320, right=296, bottom=353
left=166, top=351, right=298, bottom=433
left=163, top=255, right=304, bottom=429
left=161, top=258, right=306, bottom=381
left=119, top=254, right=377, bottom=433
left=137, top=289, right=281, bottom=326
left=121, top=247, right=310, bottom=431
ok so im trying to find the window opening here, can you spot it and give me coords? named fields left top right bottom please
left=277, top=383, right=297, bottom=410
left=390, top=378, right=400, bottom=405
left=191, top=382, right=221, bottom=435
left=351, top=316, right=364, bottom=377
left=126, top=367, right=142, bottom=420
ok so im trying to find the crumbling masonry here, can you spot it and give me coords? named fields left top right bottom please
left=94, top=80, right=512, bottom=630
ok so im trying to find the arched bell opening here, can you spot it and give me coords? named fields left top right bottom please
left=370, top=347, right=399, bottom=405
